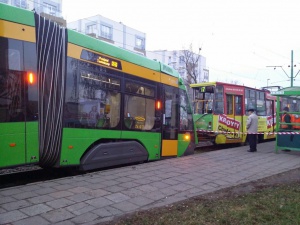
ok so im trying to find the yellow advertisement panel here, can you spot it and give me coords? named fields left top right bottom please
left=214, top=114, right=244, bottom=144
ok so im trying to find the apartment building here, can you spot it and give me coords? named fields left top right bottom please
left=147, top=50, right=209, bottom=84
left=67, top=15, right=146, bottom=56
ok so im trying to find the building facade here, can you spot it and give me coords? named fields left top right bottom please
left=147, top=50, right=209, bottom=84
left=1, top=0, right=65, bottom=26
left=67, top=16, right=146, bottom=56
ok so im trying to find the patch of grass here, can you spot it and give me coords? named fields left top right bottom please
left=109, top=183, right=300, bottom=225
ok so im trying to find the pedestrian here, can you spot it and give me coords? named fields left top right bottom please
left=246, top=108, right=258, bottom=152
left=281, top=106, right=292, bottom=152
left=281, top=106, right=292, bottom=130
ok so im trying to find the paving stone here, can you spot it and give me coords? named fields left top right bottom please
left=128, top=196, right=155, bottom=207
left=19, top=185, right=42, bottom=192
left=133, top=179, right=153, bottom=185
left=102, top=180, right=120, bottom=186
left=49, top=190, right=74, bottom=199
left=0, top=196, right=16, bottom=204
left=135, top=184, right=158, bottom=192
left=143, top=191, right=168, bottom=201
left=111, top=201, right=140, bottom=212
left=66, top=202, right=95, bottom=216
left=71, top=212, right=98, bottom=224
left=121, top=188, right=145, bottom=198
left=85, top=197, right=113, bottom=208
left=41, top=208, right=74, bottom=223
left=66, top=193, right=94, bottom=202
left=68, top=186, right=91, bottom=194
left=51, top=220, right=75, bottom=225
left=0, top=210, right=27, bottom=224
left=19, top=204, right=52, bottom=216
left=92, top=206, right=123, bottom=217
left=46, top=198, right=75, bottom=209
left=150, top=181, right=170, bottom=189
left=116, top=177, right=134, bottom=183
left=162, top=178, right=182, bottom=185
left=35, top=187, right=56, bottom=195
left=52, top=184, right=74, bottom=191
left=87, top=189, right=111, bottom=197
left=1, top=200, right=32, bottom=211
left=0, top=208, right=6, bottom=214
left=104, top=193, right=130, bottom=203
left=0, top=188, right=22, bottom=197
left=28, top=195, right=55, bottom=204
left=159, top=188, right=178, bottom=196
left=12, top=215, right=50, bottom=225
left=13, top=191, right=39, bottom=200
left=118, top=181, right=140, bottom=188
left=102, top=185, right=126, bottom=193
left=169, top=183, right=194, bottom=192
left=38, top=181, right=59, bottom=188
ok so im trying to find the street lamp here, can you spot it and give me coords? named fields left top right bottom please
left=267, top=79, right=270, bottom=87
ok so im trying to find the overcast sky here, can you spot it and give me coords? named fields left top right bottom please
left=62, top=0, right=300, bottom=89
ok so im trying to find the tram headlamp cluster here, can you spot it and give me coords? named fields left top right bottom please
left=184, top=133, right=190, bottom=141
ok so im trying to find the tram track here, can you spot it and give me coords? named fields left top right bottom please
left=0, top=166, right=83, bottom=189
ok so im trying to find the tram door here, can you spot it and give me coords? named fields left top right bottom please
left=0, top=40, right=39, bottom=168
left=226, top=94, right=243, bottom=140
left=161, top=85, right=179, bottom=157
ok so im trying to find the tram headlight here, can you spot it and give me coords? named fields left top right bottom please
left=184, top=132, right=190, bottom=141
left=207, top=122, right=212, bottom=130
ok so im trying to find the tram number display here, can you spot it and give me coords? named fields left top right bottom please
left=134, top=116, right=145, bottom=129
left=80, top=49, right=122, bottom=70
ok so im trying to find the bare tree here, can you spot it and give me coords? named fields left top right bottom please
left=181, top=44, right=202, bottom=85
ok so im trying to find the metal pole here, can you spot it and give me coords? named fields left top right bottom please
left=291, top=50, right=294, bottom=87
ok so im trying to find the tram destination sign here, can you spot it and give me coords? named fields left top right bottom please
left=271, top=91, right=284, bottom=95
left=80, top=49, right=122, bottom=70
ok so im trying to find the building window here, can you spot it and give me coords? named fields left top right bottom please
left=86, top=23, right=97, bottom=35
left=179, top=56, right=185, bottom=64
left=100, top=24, right=113, bottom=40
left=135, top=36, right=145, bottom=50
left=0, top=0, right=8, bottom=3
left=14, top=0, right=27, bottom=9
left=43, top=2, right=57, bottom=15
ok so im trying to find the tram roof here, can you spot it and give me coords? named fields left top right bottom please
left=190, top=81, right=260, bottom=90
left=271, top=86, right=300, bottom=98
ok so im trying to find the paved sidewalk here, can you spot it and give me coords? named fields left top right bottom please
left=1, top=141, right=300, bottom=225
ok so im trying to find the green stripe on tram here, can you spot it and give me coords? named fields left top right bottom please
left=0, top=3, right=35, bottom=26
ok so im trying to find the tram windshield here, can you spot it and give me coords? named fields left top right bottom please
left=193, top=86, right=215, bottom=114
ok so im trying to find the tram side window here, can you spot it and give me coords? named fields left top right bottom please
left=256, top=91, right=266, bottom=116
left=179, top=89, right=193, bottom=130
left=124, top=80, right=155, bottom=130
left=0, top=38, right=24, bottom=122
left=235, top=96, right=242, bottom=115
left=266, top=100, right=273, bottom=116
left=164, top=86, right=179, bottom=139
left=214, top=86, right=224, bottom=114
left=64, top=61, right=121, bottom=128
left=226, top=95, right=233, bottom=114
left=245, top=89, right=256, bottom=113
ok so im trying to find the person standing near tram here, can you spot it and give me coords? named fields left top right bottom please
left=281, top=107, right=292, bottom=130
left=246, top=108, right=258, bottom=152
